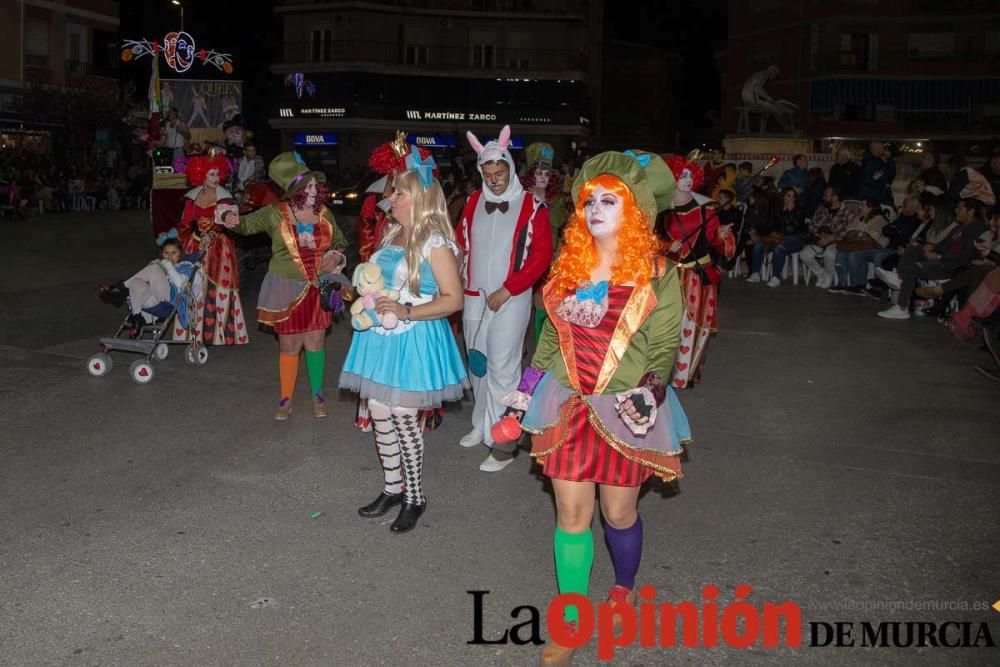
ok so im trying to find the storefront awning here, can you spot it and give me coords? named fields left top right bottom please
left=810, top=79, right=1000, bottom=113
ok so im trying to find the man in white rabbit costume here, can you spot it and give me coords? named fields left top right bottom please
left=456, top=125, right=553, bottom=472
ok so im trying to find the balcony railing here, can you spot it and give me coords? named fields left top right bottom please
left=25, top=53, right=48, bottom=68
left=811, top=48, right=1000, bottom=75
left=66, top=60, right=116, bottom=78
left=280, top=40, right=587, bottom=72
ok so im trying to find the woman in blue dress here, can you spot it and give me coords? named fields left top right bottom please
left=340, top=161, right=468, bottom=533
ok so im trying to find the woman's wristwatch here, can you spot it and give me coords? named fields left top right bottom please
left=404, top=304, right=412, bottom=323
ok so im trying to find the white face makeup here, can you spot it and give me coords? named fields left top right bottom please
left=304, top=179, right=318, bottom=207
left=533, top=169, right=551, bottom=191
left=205, top=169, right=220, bottom=188
left=583, top=185, right=624, bottom=239
left=677, top=168, right=694, bottom=193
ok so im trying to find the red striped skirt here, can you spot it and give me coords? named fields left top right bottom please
left=532, top=399, right=660, bottom=487
left=273, top=286, right=331, bottom=335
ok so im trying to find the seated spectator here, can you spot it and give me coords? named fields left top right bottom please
left=883, top=195, right=923, bottom=250
left=800, top=185, right=859, bottom=288
left=911, top=151, right=947, bottom=194
left=747, top=187, right=805, bottom=287
left=778, top=154, right=808, bottom=195
left=716, top=189, right=741, bottom=228
left=944, top=155, right=996, bottom=211
left=830, top=198, right=891, bottom=296
left=829, top=148, right=861, bottom=199
left=979, top=147, right=1000, bottom=202
left=802, top=166, right=827, bottom=218
left=877, top=198, right=989, bottom=320
left=740, top=187, right=775, bottom=278
left=916, top=209, right=1000, bottom=312
left=733, top=161, right=755, bottom=202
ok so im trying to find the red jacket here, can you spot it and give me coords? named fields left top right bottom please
left=456, top=189, right=552, bottom=296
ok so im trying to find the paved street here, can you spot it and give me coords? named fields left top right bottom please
left=1, top=211, right=998, bottom=666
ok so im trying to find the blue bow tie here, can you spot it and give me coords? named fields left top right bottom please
left=576, top=280, right=608, bottom=303
left=296, top=222, right=314, bottom=235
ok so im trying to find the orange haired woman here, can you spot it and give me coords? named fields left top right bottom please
left=661, top=155, right=736, bottom=388
left=176, top=150, right=248, bottom=346
left=498, top=151, right=692, bottom=664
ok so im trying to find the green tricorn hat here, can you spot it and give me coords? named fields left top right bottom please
left=571, top=150, right=676, bottom=226
left=268, top=151, right=326, bottom=196
left=525, top=142, right=555, bottom=169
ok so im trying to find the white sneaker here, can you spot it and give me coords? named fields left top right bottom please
left=878, top=305, right=910, bottom=320
left=766, top=276, right=781, bottom=288
left=745, top=273, right=761, bottom=284
left=479, top=450, right=515, bottom=472
left=816, top=275, right=831, bottom=289
left=875, top=267, right=902, bottom=290
left=459, top=427, right=484, bottom=448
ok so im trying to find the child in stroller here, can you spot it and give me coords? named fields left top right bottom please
left=101, top=236, right=202, bottom=336
left=90, top=233, right=206, bottom=383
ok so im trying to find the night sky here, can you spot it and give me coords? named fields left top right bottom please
left=118, top=1, right=727, bottom=150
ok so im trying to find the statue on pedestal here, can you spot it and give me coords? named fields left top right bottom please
left=738, top=65, right=798, bottom=134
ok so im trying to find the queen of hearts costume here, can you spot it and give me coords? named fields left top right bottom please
left=175, top=152, right=248, bottom=346
left=661, top=156, right=736, bottom=388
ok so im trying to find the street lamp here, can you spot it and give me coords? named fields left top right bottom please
left=171, top=0, right=184, bottom=32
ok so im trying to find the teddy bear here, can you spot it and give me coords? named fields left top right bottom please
left=350, top=262, right=401, bottom=331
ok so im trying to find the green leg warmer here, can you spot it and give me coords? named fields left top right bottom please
left=304, top=349, right=325, bottom=397
left=553, top=527, right=594, bottom=623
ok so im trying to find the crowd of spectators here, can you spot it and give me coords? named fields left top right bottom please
left=0, top=146, right=151, bottom=217
left=715, top=141, right=1000, bottom=362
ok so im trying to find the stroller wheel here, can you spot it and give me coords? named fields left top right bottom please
left=130, top=360, right=155, bottom=384
left=87, top=353, right=113, bottom=377
left=153, top=343, right=169, bottom=361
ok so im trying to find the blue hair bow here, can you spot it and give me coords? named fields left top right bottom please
left=156, top=227, right=179, bottom=246
left=576, top=280, right=608, bottom=304
left=405, top=146, right=436, bottom=190
left=296, top=222, right=314, bottom=235
left=623, top=150, right=651, bottom=168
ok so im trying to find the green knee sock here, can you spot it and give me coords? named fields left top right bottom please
left=534, top=310, right=549, bottom=343
left=304, top=349, right=325, bottom=397
left=553, top=527, right=594, bottom=623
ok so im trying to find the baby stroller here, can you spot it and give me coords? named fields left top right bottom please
left=87, top=254, right=207, bottom=384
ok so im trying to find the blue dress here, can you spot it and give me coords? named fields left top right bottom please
left=339, top=234, right=470, bottom=409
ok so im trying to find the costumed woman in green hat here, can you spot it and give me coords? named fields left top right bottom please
left=221, top=152, right=348, bottom=420
left=495, top=150, right=692, bottom=664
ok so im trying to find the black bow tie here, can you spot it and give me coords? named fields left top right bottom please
left=484, top=200, right=509, bottom=214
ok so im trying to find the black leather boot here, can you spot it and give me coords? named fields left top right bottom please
left=389, top=502, right=426, bottom=533
left=358, top=492, right=403, bottom=518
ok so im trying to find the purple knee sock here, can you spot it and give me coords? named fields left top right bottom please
left=604, top=515, right=643, bottom=590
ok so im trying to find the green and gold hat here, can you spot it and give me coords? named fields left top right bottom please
left=525, top=142, right=555, bottom=169
left=268, top=151, right=326, bottom=196
left=571, top=150, right=676, bottom=225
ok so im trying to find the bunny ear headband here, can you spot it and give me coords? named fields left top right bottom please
left=156, top=227, right=179, bottom=246
left=466, top=124, right=512, bottom=166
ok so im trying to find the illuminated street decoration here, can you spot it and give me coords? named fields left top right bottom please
left=122, top=32, right=234, bottom=74
left=284, top=73, right=316, bottom=99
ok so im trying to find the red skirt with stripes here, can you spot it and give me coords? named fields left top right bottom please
left=273, top=286, right=331, bottom=335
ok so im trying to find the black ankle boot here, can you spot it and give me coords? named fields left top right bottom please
left=358, top=492, right=403, bottom=518
left=389, top=501, right=426, bottom=533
